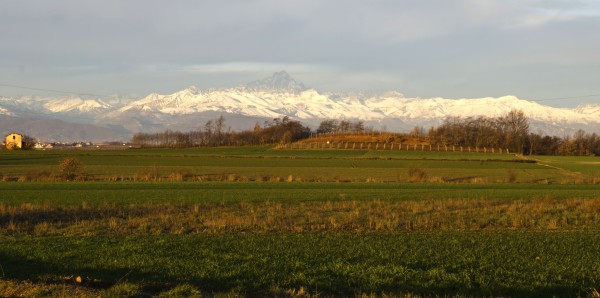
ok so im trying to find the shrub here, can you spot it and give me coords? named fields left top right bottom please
left=59, top=158, right=85, bottom=181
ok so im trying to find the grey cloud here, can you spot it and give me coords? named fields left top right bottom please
left=0, top=1, right=599, bottom=107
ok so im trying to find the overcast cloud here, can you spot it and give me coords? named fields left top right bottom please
left=1, top=0, right=599, bottom=107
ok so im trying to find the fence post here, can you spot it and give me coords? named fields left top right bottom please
left=376, top=143, right=379, bottom=150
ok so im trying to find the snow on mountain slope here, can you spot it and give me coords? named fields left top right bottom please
left=113, top=84, right=599, bottom=130
left=244, top=70, right=308, bottom=93
left=2, top=72, right=600, bottom=138
left=43, top=97, right=112, bottom=114
left=0, top=95, right=117, bottom=116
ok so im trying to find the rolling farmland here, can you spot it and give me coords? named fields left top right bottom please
left=0, top=147, right=599, bottom=297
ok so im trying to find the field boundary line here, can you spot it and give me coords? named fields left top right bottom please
left=532, top=158, right=586, bottom=178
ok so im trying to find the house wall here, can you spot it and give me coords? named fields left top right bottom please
left=5, top=133, right=23, bottom=150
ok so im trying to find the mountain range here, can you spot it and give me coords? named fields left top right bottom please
left=1, top=71, right=599, bottom=142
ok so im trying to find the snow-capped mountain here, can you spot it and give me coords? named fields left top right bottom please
left=1, top=71, right=599, bottom=141
left=243, top=70, right=308, bottom=93
left=0, top=95, right=124, bottom=117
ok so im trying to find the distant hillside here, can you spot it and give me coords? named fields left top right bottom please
left=0, top=115, right=129, bottom=142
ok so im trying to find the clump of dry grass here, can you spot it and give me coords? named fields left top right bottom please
left=407, top=166, right=428, bottom=182
left=506, top=169, right=517, bottom=183
left=168, top=171, right=185, bottom=182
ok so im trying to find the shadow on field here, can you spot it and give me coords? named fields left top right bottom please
left=0, top=249, right=591, bottom=297
left=0, top=250, right=266, bottom=294
left=0, top=251, right=139, bottom=289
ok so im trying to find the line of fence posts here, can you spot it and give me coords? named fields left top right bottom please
left=277, top=142, right=510, bottom=154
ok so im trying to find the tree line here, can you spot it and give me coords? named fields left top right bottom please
left=427, top=109, right=600, bottom=156
left=131, top=112, right=600, bottom=156
left=131, top=116, right=311, bottom=148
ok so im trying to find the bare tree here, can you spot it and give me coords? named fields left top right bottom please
left=500, top=109, right=530, bottom=154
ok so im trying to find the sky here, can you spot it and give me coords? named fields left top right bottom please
left=1, top=0, right=600, bottom=107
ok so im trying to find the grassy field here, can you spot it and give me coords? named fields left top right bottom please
left=1, top=146, right=596, bottom=183
left=0, top=147, right=599, bottom=296
left=2, top=233, right=600, bottom=297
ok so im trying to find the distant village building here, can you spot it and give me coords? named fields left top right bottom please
left=4, top=133, right=23, bottom=150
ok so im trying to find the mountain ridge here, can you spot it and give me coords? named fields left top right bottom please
left=1, top=72, right=599, bottom=141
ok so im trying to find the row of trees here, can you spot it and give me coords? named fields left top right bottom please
left=529, top=129, right=600, bottom=156
left=428, top=109, right=600, bottom=156
left=131, top=116, right=311, bottom=148
left=131, top=112, right=600, bottom=156
left=316, top=120, right=368, bottom=134
left=428, top=110, right=530, bottom=154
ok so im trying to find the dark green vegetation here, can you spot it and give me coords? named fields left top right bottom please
left=2, top=233, right=600, bottom=297
left=1, top=147, right=599, bottom=296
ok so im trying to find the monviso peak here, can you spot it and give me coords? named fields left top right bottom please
left=244, top=71, right=309, bottom=94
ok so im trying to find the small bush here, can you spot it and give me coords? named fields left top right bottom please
left=59, top=158, right=85, bottom=181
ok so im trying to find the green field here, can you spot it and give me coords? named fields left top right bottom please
left=1, top=146, right=595, bottom=183
left=2, top=233, right=600, bottom=297
left=0, top=147, right=599, bottom=296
